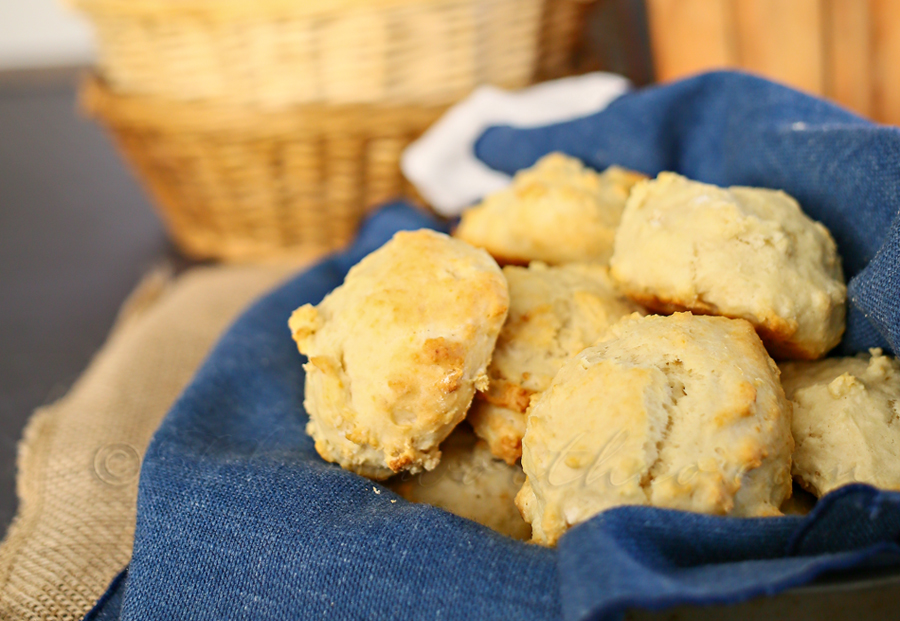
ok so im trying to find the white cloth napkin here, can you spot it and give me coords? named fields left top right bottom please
left=401, top=72, right=631, bottom=216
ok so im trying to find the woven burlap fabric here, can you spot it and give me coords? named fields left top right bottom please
left=0, top=262, right=302, bottom=620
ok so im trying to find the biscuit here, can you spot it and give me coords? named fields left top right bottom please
left=454, top=153, right=646, bottom=265
left=609, top=172, right=846, bottom=360
left=468, top=262, right=643, bottom=464
left=517, top=312, right=793, bottom=545
left=389, top=425, right=530, bottom=540
left=780, top=349, right=900, bottom=497
left=289, top=229, right=509, bottom=479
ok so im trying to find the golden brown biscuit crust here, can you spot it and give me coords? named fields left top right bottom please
left=467, top=262, right=643, bottom=464
left=455, top=153, right=646, bottom=266
left=610, top=172, right=846, bottom=360
left=290, top=229, right=509, bottom=479
left=625, top=291, right=810, bottom=360
left=517, top=312, right=793, bottom=545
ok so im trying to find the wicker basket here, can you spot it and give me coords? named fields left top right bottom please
left=70, top=0, right=546, bottom=108
left=81, top=75, right=447, bottom=262
left=535, top=0, right=596, bottom=81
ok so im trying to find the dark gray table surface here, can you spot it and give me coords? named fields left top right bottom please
left=1, top=68, right=899, bottom=620
left=0, top=68, right=170, bottom=537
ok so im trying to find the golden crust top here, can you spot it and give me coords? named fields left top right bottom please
left=609, top=172, right=846, bottom=360
left=290, top=229, right=509, bottom=479
left=518, top=312, right=793, bottom=545
left=455, top=153, right=646, bottom=266
left=468, top=261, right=643, bottom=464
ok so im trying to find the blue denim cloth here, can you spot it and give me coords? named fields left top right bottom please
left=86, top=72, right=900, bottom=621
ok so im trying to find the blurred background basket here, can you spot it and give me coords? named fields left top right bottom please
left=69, top=0, right=598, bottom=262
left=69, top=0, right=547, bottom=108
left=536, top=0, right=596, bottom=80
left=81, top=75, right=447, bottom=262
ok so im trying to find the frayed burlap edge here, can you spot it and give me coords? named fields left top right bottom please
left=0, top=261, right=303, bottom=620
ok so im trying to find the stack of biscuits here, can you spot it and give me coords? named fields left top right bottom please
left=289, top=153, right=900, bottom=545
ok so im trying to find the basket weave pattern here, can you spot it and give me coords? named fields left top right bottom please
left=75, top=0, right=544, bottom=108
left=72, top=0, right=591, bottom=261
left=536, top=0, right=594, bottom=80
left=83, top=76, right=446, bottom=261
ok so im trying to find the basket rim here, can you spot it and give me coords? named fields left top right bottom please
left=67, top=0, right=481, bottom=20
left=80, top=74, right=449, bottom=135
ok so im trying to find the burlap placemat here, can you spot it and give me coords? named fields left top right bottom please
left=0, top=262, right=302, bottom=620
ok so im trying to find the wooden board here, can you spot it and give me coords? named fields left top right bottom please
left=871, top=0, right=900, bottom=125
left=645, top=0, right=900, bottom=124
left=826, top=0, right=873, bottom=118
left=646, top=0, right=736, bottom=81
left=732, top=0, right=825, bottom=96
